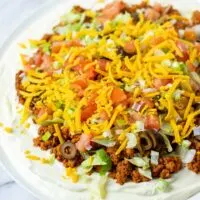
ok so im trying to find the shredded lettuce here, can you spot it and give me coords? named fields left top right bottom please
left=48, top=154, right=55, bottom=165
left=99, top=176, right=108, bottom=199
left=61, top=11, right=82, bottom=24
left=92, top=138, right=116, bottom=147
left=126, top=133, right=137, bottom=148
left=81, top=149, right=112, bottom=175
left=138, top=168, right=152, bottom=179
left=159, top=132, right=173, bottom=152
left=171, top=61, right=187, bottom=74
left=181, top=140, right=191, bottom=149
left=88, top=175, right=108, bottom=200
left=41, top=131, right=51, bottom=142
left=124, top=84, right=135, bottom=92
left=160, top=123, right=173, bottom=136
left=81, top=35, right=99, bottom=45
left=155, top=179, right=170, bottom=192
left=151, top=150, right=159, bottom=165
left=116, top=119, right=126, bottom=127
left=173, top=89, right=184, bottom=101
left=40, top=43, right=51, bottom=54
left=127, top=156, right=150, bottom=169
left=113, top=12, right=131, bottom=25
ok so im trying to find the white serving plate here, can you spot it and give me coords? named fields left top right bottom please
left=0, top=0, right=200, bottom=200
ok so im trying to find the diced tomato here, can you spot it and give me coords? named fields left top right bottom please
left=51, top=41, right=65, bottom=53
left=98, top=1, right=125, bottom=22
left=153, top=78, right=172, bottom=89
left=81, top=102, right=97, bottom=122
left=40, top=54, right=53, bottom=70
left=111, top=87, right=127, bottom=105
left=144, top=114, right=160, bottom=131
left=33, top=51, right=43, bottom=66
left=66, top=40, right=82, bottom=47
left=192, top=10, right=200, bottom=25
left=37, top=107, right=52, bottom=117
left=86, top=66, right=97, bottom=80
left=72, top=79, right=88, bottom=89
left=195, top=42, right=200, bottom=52
left=72, top=64, right=83, bottom=72
left=24, top=64, right=33, bottom=72
left=123, top=40, right=136, bottom=54
left=145, top=8, right=160, bottom=21
left=153, top=2, right=163, bottom=13
left=186, top=61, right=196, bottom=72
left=76, top=134, right=93, bottom=152
left=151, top=36, right=164, bottom=46
left=97, top=58, right=110, bottom=71
left=129, top=111, right=143, bottom=123
left=142, top=98, right=154, bottom=108
left=176, top=41, right=189, bottom=61
left=100, top=110, right=109, bottom=121
left=184, top=29, right=197, bottom=42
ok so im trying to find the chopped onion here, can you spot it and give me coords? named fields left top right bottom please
left=115, top=129, right=123, bottom=135
left=138, top=168, right=152, bottom=179
left=154, top=49, right=165, bottom=56
left=182, top=149, right=196, bottom=164
left=193, top=126, right=200, bottom=136
left=135, top=121, right=145, bottom=132
left=181, top=140, right=191, bottom=149
left=190, top=72, right=200, bottom=85
left=178, top=29, right=185, bottom=38
left=173, top=89, right=184, bottom=101
left=151, top=151, right=159, bottom=165
left=138, top=79, right=146, bottom=88
left=127, top=157, right=150, bottom=169
left=132, top=102, right=144, bottom=112
left=126, top=133, right=137, bottom=148
left=103, top=130, right=111, bottom=138
left=170, top=19, right=177, bottom=25
left=142, top=88, right=157, bottom=93
left=193, top=24, right=200, bottom=39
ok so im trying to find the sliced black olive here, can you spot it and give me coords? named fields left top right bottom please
left=137, top=132, right=153, bottom=155
left=148, top=131, right=157, bottom=149
left=132, top=12, right=139, bottom=23
left=61, top=142, right=77, bottom=160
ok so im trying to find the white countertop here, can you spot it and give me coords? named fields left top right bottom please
left=0, top=1, right=200, bottom=200
left=0, top=164, right=37, bottom=200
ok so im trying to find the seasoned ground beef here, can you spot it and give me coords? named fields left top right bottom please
left=187, top=139, right=200, bottom=173
left=106, top=146, right=122, bottom=165
left=15, top=71, right=25, bottom=104
left=123, top=148, right=135, bottom=158
left=151, top=156, right=182, bottom=179
left=115, top=160, right=132, bottom=185
left=33, top=125, right=59, bottom=150
left=192, top=11, right=200, bottom=25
